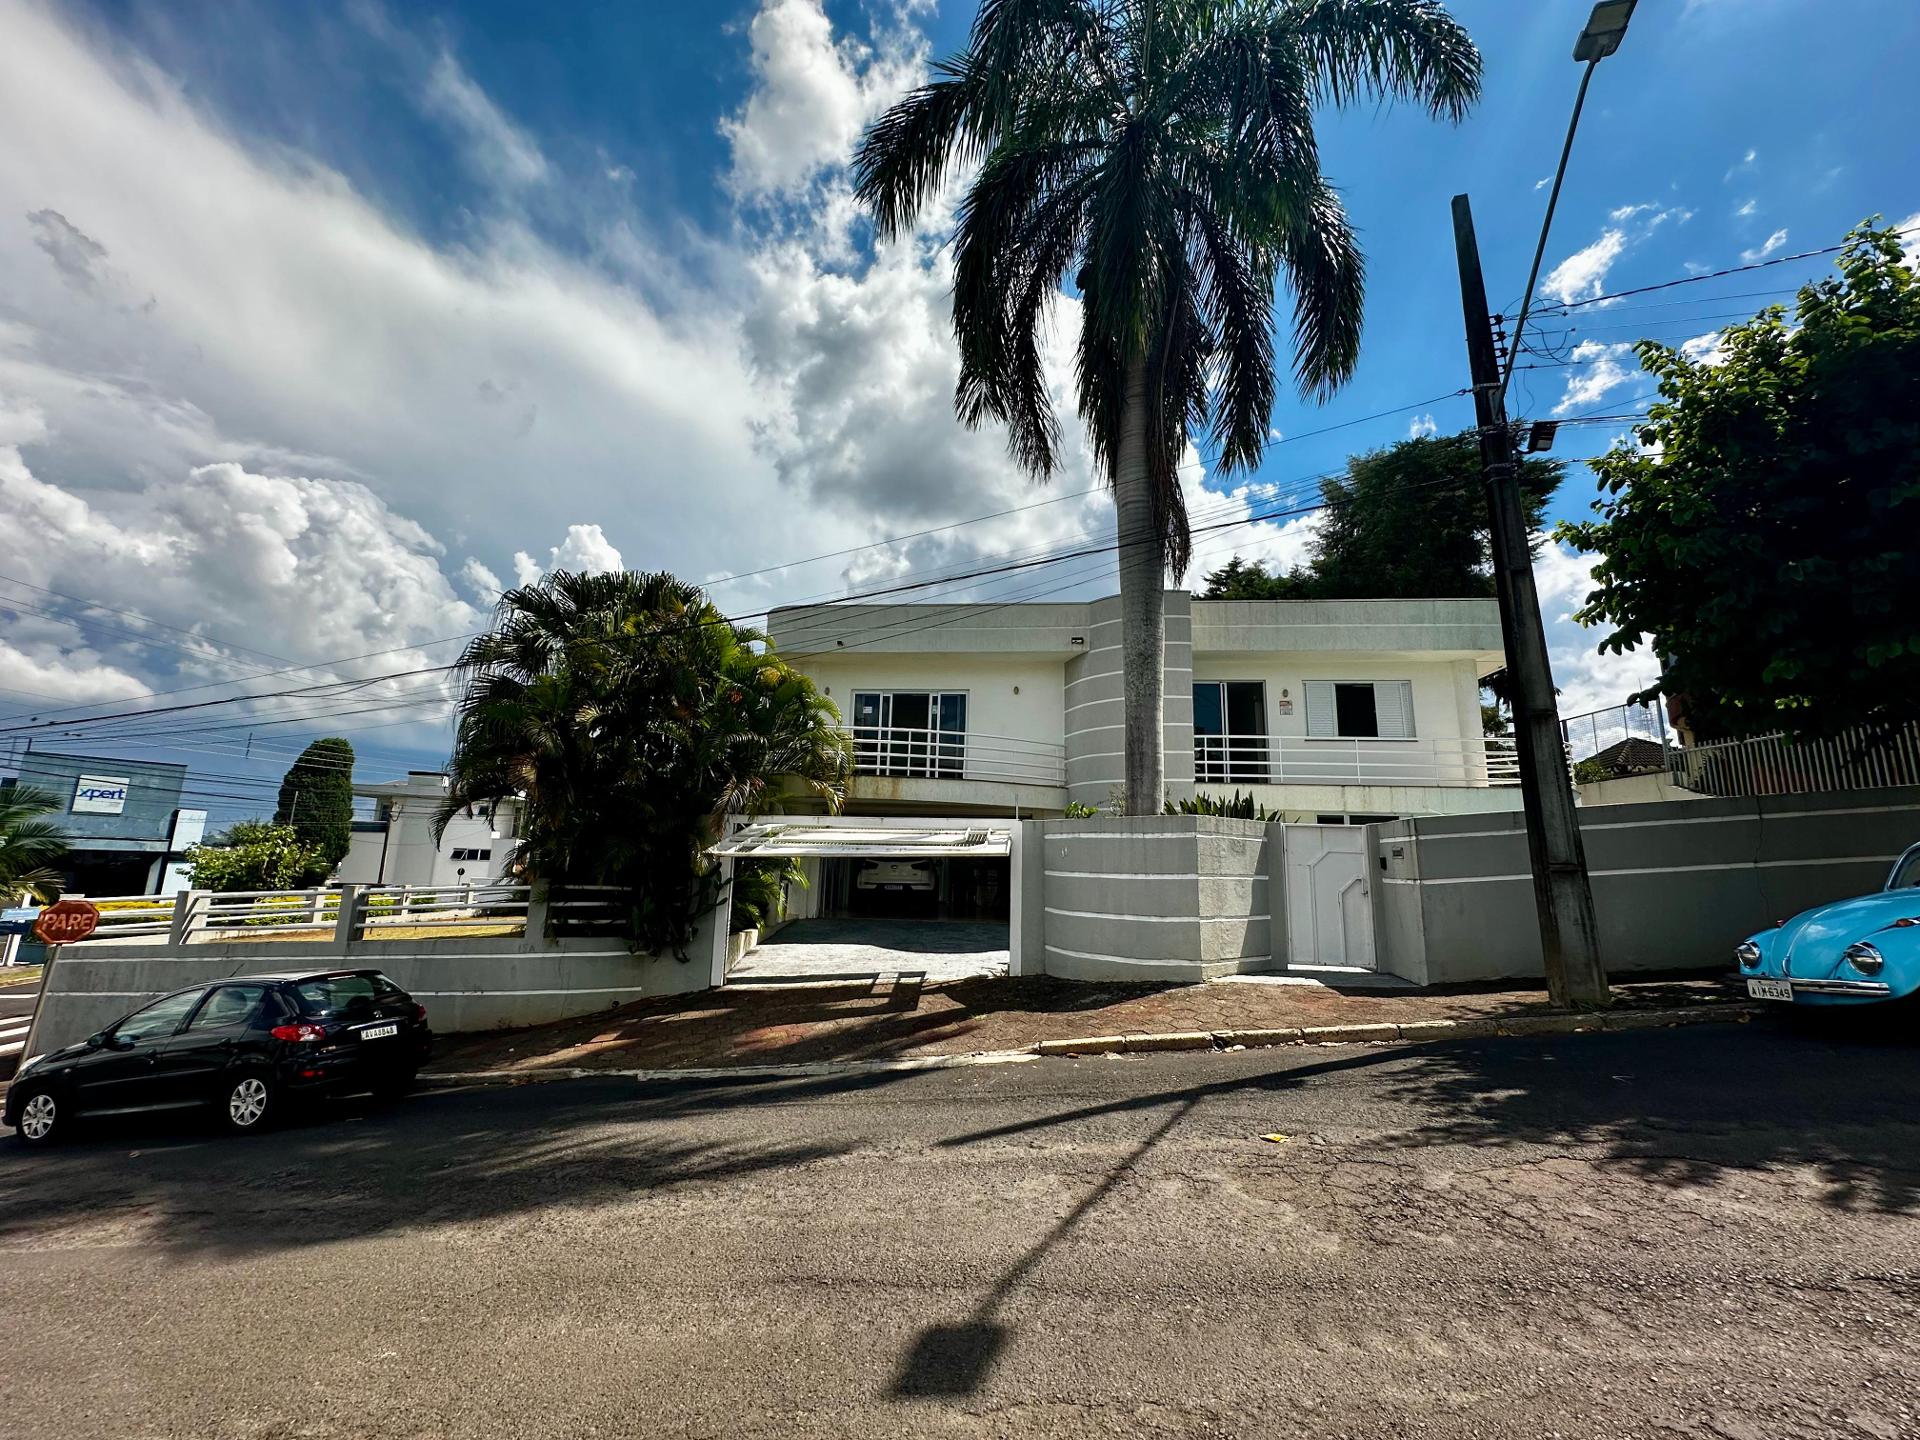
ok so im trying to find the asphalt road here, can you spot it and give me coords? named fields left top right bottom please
left=3, top=1024, right=1917, bottom=1439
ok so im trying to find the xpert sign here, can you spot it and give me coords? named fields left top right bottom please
left=71, top=774, right=131, bottom=815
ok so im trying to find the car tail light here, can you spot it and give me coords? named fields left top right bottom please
left=1892, top=917, right=1920, bottom=928
left=413, top=1003, right=428, bottom=1024
left=271, top=1022, right=327, bottom=1043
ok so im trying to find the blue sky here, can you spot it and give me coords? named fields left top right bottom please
left=0, top=0, right=1916, bottom=817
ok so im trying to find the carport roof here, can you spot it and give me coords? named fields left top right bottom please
left=708, top=822, right=1012, bottom=860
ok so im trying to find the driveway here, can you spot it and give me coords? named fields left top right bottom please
left=3, top=1026, right=1917, bottom=1438
left=731, top=916, right=1009, bottom=983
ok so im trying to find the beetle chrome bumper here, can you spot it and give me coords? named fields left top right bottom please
left=1784, top=977, right=1893, bottom=997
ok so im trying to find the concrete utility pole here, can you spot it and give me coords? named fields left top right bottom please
left=1451, top=195, right=1609, bottom=1009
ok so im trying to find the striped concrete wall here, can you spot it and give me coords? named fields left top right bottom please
left=1373, top=786, right=1920, bottom=984
left=1034, top=815, right=1280, bottom=981
left=1063, top=591, right=1195, bottom=808
left=23, top=922, right=716, bottom=1058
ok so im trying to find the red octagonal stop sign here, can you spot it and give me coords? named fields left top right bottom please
left=33, top=899, right=100, bottom=946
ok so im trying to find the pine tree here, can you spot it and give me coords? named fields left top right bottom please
left=274, top=738, right=355, bottom=876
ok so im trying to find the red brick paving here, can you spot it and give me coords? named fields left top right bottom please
left=429, top=973, right=1745, bottom=1074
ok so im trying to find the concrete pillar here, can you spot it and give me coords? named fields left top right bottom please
left=525, top=879, right=552, bottom=944
left=1264, top=821, right=1290, bottom=970
left=333, top=883, right=364, bottom=948
left=168, top=890, right=203, bottom=948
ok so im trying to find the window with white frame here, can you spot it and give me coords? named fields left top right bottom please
left=1304, top=680, right=1416, bottom=739
left=849, top=691, right=967, bottom=778
left=1193, top=681, right=1269, bottom=782
left=448, top=847, right=493, bottom=862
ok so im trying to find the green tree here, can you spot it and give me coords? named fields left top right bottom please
left=274, top=737, right=355, bottom=874
left=437, top=570, right=853, bottom=956
left=1558, top=219, right=1920, bottom=740
left=855, top=0, right=1480, bottom=812
left=1202, top=431, right=1560, bottom=600
left=186, top=822, right=328, bottom=892
left=0, top=785, right=68, bottom=903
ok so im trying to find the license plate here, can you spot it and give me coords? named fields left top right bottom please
left=360, top=1023, right=400, bottom=1039
left=1746, top=978, right=1793, bottom=1002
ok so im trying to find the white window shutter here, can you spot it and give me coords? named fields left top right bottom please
left=1375, top=681, right=1416, bottom=739
left=1305, top=681, right=1336, bottom=737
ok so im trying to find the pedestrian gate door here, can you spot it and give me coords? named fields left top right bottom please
left=1284, top=825, right=1376, bottom=969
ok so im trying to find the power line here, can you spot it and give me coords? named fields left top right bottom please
left=1530, top=223, right=1920, bottom=316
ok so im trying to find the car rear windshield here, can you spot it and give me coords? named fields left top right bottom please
left=295, top=973, right=402, bottom=1018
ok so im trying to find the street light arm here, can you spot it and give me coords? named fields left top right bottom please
left=1500, top=55, right=1600, bottom=400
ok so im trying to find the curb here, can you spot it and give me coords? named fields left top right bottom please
left=1037, top=1001, right=1765, bottom=1056
left=420, top=1001, right=1765, bottom=1087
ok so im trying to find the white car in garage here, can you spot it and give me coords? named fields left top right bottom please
left=855, top=859, right=937, bottom=892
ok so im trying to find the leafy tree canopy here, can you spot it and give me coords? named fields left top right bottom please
left=438, top=570, right=852, bottom=957
left=1203, top=431, right=1560, bottom=600
left=274, top=737, right=355, bottom=873
left=186, top=822, right=329, bottom=893
left=1556, top=219, right=1920, bottom=740
left=0, top=784, right=68, bottom=903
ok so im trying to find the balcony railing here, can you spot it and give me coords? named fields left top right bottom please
left=845, top=724, right=1066, bottom=789
left=1194, top=735, right=1521, bottom=789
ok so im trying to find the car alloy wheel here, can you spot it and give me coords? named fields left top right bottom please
left=17, top=1091, right=57, bottom=1144
left=227, top=1076, right=271, bottom=1130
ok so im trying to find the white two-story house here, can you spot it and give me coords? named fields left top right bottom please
left=769, top=591, right=1520, bottom=824
left=335, top=771, right=524, bottom=888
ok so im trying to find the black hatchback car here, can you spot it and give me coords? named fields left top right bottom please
left=5, top=968, right=432, bottom=1146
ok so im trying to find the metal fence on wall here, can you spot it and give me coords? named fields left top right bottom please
left=1670, top=721, right=1920, bottom=798
left=1560, top=700, right=1667, bottom=764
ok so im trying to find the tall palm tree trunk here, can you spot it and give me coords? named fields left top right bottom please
left=1114, top=357, right=1164, bottom=815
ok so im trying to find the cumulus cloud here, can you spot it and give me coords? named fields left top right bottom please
left=1741, top=228, right=1788, bottom=263
left=1541, top=229, right=1627, bottom=305
left=1552, top=340, right=1641, bottom=415
left=1407, top=414, right=1438, bottom=439
left=721, top=0, right=920, bottom=201
left=1679, top=330, right=1729, bottom=366
left=1531, top=539, right=1659, bottom=716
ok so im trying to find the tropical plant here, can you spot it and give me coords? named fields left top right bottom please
left=0, top=785, right=67, bottom=903
left=185, top=822, right=329, bottom=893
left=855, top=0, right=1480, bottom=813
left=1165, top=789, right=1277, bottom=820
left=274, top=737, right=355, bottom=873
left=1204, top=432, right=1560, bottom=600
left=437, top=570, right=853, bottom=957
left=1559, top=219, right=1920, bottom=741
left=729, top=858, right=806, bottom=935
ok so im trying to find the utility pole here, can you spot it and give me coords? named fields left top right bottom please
left=1452, top=194, right=1609, bottom=1009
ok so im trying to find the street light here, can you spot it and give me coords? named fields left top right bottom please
left=1573, top=1, right=1637, bottom=62
left=1503, top=0, right=1638, bottom=393
left=1449, top=1, right=1638, bottom=1010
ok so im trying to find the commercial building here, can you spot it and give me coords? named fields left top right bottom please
left=1, top=747, right=207, bottom=895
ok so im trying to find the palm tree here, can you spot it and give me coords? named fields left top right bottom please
left=0, top=785, right=68, bottom=904
left=436, top=570, right=851, bottom=955
left=855, top=0, right=1481, bottom=812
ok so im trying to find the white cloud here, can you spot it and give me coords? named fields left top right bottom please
left=1900, top=211, right=1920, bottom=267
left=1552, top=340, right=1640, bottom=415
left=721, top=0, right=920, bottom=201
left=1532, top=539, right=1660, bottom=717
left=1734, top=198, right=1756, bottom=218
left=1533, top=176, right=1552, bottom=191
left=1541, top=229, right=1627, bottom=305
left=1740, top=228, right=1788, bottom=263
left=422, top=50, right=549, bottom=189
left=1607, top=203, right=1653, bottom=223
left=1406, top=414, right=1438, bottom=440
left=548, top=523, right=624, bottom=575
left=460, top=557, right=504, bottom=601
left=1679, top=330, right=1729, bottom=366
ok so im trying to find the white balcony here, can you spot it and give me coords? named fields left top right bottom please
left=1194, top=735, right=1520, bottom=790
left=844, top=723, right=1066, bottom=790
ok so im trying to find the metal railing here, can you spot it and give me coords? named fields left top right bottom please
left=844, top=723, right=1066, bottom=788
left=1669, top=721, right=1920, bottom=799
left=1194, top=735, right=1521, bottom=789
left=1560, top=700, right=1666, bottom=764
left=53, top=882, right=633, bottom=947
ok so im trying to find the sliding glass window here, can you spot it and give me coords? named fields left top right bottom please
left=1193, top=681, right=1268, bottom=783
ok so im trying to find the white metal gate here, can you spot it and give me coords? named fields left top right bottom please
left=1284, top=825, right=1377, bottom=970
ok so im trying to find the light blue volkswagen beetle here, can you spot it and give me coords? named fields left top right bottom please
left=1737, top=842, right=1920, bottom=1006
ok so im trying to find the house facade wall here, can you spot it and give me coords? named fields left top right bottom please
left=771, top=592, right=1511, bottom=821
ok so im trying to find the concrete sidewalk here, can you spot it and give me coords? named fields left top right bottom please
left=428, top=971, right=1752, bottom=1076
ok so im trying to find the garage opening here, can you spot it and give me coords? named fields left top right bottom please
left=708, top=821, right=1012, bottom=981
